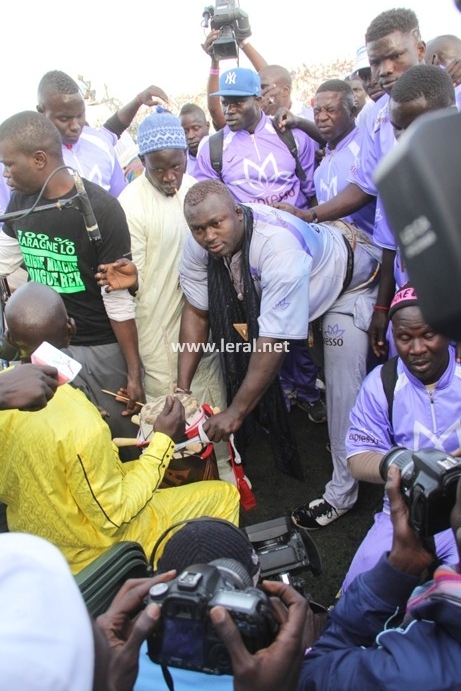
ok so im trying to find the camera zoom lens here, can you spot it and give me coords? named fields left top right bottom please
left=379, top=447, right=415, bottom=486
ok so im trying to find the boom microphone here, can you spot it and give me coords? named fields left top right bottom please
left=71, top=170, right=102, bottom=243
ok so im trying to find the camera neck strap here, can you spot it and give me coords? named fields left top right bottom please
left=161, top=664, right=175, bottom=691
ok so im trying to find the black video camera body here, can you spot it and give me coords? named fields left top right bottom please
left=202, top=1, right=250, bottom=61
left=379, top=447, right=461, bottom=537
left=146, top=558, right=278, bottom=674
left=244, top=515, right=322, bottom=581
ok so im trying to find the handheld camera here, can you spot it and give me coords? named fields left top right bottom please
left=379, top=447, right=461, bottom=538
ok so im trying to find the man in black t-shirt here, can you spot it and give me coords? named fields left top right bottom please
left=0, top=110, right=144, bottom=449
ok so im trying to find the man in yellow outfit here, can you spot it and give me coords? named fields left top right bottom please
left=0, top=282, right=239, bottom=574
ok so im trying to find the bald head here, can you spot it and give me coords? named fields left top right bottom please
left=258, top=64, right=292, bottom=115
left=5, top=283, right=72, bottom=361
left=425, top=35, right=461, bottom=66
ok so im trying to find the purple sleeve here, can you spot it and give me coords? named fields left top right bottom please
left=109, top=158, right=128, bottom=198
left=348, top=118, right=379, bottom=196
left=346, top=366, right=393, bottom=458
left=373, top=198, right=396, bottom=250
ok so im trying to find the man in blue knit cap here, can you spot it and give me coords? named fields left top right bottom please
left=118, top=108, right=236, bottom=484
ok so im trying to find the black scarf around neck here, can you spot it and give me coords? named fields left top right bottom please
left=207, top=205, right=303, bottom=481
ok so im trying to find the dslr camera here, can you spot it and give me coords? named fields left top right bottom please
left=147, top=558, right=278, bottom=674
left=379, top=447, right=461, bottom=538
left=202, top=1, right=250, bottom=61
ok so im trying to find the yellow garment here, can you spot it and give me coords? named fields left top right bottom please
left=0, top=384, right=240, bottom=574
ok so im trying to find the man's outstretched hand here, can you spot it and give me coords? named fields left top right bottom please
left=95, top=258, right=138, bottom=294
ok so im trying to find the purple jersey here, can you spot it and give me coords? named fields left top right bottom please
left=373, top=200, right=409, bottom=287
left=194, top=111, right=316, bottom=209
left=62, top=126, right=127, bottom=198
left=347, top=94, right=395, bottom=197
left=347, top=93, right=405, bottom=285
left=314, top=126, right=376, bottom=239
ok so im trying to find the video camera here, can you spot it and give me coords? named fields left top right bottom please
left=379, top=447, right=461, bottom=538
left=244, top=515, right=322, bottom=588
left=146, top=557, right=278, bottom=674
left=202, top=1, right=250, bottom=61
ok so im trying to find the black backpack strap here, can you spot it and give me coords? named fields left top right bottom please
left=208, top=129, right=224, bottom=180
left=380, top=356, right=398, bottom=442
left=273, top=126, right=307, bottom=182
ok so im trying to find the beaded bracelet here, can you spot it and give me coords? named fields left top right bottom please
left=310, top=207, right=320, bottom=223
left=174, top=386, right=192, bottom=395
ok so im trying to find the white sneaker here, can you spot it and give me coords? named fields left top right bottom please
left=291, top=498, right=349, bottom=530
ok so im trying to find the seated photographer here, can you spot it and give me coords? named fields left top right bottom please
left=94, top=517, right=310, bottom=691
left=0, top=282, right=240, bottom=574
left=133, top=517, right=261, bottom=690
left=342, top=283, right=459, bottom=591
left=148, top=468, right=461, bottom=691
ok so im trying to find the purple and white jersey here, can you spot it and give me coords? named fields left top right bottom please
left=62, top=126, right=127, bottom=198
left=314, top=126, right=376, bottom=239
left=373, top=200, right=409, bottom=288
left=348, top=94, right=395, bottom=197
left=194, top=111, right=316, bottom=209
left=179, top=204, right=348, bottom=340
left=347, top=346, right=461, bottom=511
left=346, top=93, right=403, bottom=283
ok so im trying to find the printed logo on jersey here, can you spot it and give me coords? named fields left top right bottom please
left=16, top=229, right=84, bottom=294
left=323, top=323, right=345, bottom=346
left=232, top=155, right=296, bottom=205
left=273, top=298, right=290, bottom=310
left=348, top=431, right=380, bottom=445
left=319, top=176, right=338, bottom=200
left=412, top=419, right=461, bottom=451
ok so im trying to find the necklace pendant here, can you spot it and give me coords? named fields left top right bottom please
left=237, top=292, right=244, bottom=301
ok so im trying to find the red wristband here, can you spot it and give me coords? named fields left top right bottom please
left=373, top=305, right=389, bottom=311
